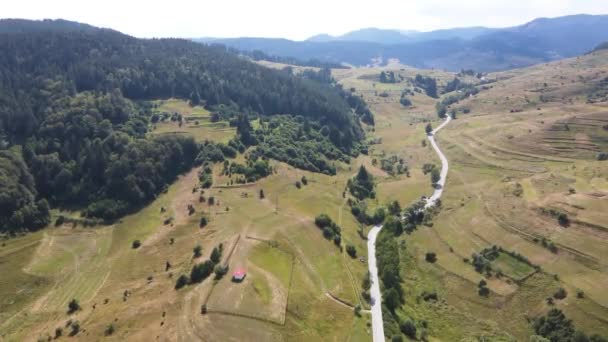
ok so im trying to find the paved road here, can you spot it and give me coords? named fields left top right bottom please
left=425, top=116, right=452, bottom=208
left=367, top=116, right=451, bottom=342
left=367, top=225, right=385, bottom=342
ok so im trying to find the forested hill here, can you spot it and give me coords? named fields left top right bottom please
left=0, top=19, right=367, bottom=233
left=0, top=19, right=362, bottom=147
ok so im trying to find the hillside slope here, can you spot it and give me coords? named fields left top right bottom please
left=0, top=19, right=367, bottom=232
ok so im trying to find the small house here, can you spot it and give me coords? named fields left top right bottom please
left=232, top=268, right=246, bottom=282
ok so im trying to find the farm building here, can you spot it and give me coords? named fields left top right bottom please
left=232, top=268, right=246, bottom=282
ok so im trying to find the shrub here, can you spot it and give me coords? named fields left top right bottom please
left=214, top=264, right=228, bottom=279
left=354, top=304, right=362, bottom=316
left=193, top=245, right=203, bottom=258
left=392, top=335, right=404, bottom=342
left=54, top=327, right=63, bottom=339
left=478, top=286, right=490, bottom=297
left=425, top=123, right=433, bottom=134
left=132, top=240, right=141, bottom=249
left=69, top=321, right=80, bottom=336
left=333, top=234, right=342, bottom=246
left=554, top=287, right=568, bottom=300
left=557, top=213, right=569, bottom=227
left=400, top=97, right=412, bottom=107
left=210, top=247, right=222, bottom=264
left=67, top=299, right=80, bottom=314
left=105, top=324, right=115, bottom=336
left=346, top=244, right=357, bottom=258
left=295, top=181, right=302, bottom=189
left=199, top=216, right=208, bottom=228
left=175, top=274, right=189, bottom=289
left=259, top=189, right=265, bottom=199
left=425, top=252, right=437, bottom=263
left=597, top=152, right=608, bottom=161
left=301, top=176, right=308, bottom=185
left=315, top=214, right=333, bottom=228
left=430, top=168, right=440, bottom=184
left=422, top=291, right=438, bottom=302
left=400, top=319, right=417, bottom=339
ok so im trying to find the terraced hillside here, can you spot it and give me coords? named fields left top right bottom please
left=332, top=52, right=608, bottom=340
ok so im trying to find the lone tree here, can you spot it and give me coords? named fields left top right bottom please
left=425, top=252, right=437, bottom=263
left=67, top=299, right=80, bottom=314
left=346, top=244, right=357, bottom=258
left=199, top=216, right=208, bottom=228
left=425, top=123, right=433, bottom=135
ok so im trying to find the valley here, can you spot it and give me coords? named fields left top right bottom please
left=0, top=15, right=608, bottom=342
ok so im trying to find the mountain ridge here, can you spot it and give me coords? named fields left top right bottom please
left=197, top=14, right=608, bottom=71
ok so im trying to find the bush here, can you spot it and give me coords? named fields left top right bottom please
left=67, top=299, right=80, bottom=314
left=214, top=264, right=228, bottom=279
left=199, top=216, right=208, bottom=228
left=425, top=123, right=433, bottom=134
left=175, top=274, right=189, bottom=289
left=132, top=240, right=141, bottom=249
left=430, top=168, right=440, bottom=184
left=400, top=319, right=417, bottom=339
left=597, top=152, right=608, bottom=161
left=478, top=286, right=490, bottom=297
left=69, top=321, right=80, bottom=336
left=425, top=252, right=437, bottom=263
left=210, top=247, right=222, bottom=264
left=346, top=244, right=357, bottom=258
left=554, top=287, right=568, bottom=300
left=193, top=245, right=203, bottom=258
left=557, top=213, right=569, bottom=227
left=301, top=176, right=308, bottom=185
left=54, top=327, right=63, bottom=338
left=391, top=336, right=404, bottom=342
left=400, top=97, right=412, bottom=107
left=105, top=323, right=115, bottom=336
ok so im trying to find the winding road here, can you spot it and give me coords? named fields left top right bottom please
left=367, top=116, right=452, bottom=342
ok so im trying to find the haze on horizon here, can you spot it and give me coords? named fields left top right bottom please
left=2, top=0, right=608, bottom=40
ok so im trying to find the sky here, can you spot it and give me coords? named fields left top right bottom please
left=2, top=0, right=608, bottom=40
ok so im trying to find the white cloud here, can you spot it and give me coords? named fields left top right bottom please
left=1, top=0, right=607, bottom=40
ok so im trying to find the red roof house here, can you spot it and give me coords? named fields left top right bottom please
left=232, top=268, right=246, bottom=282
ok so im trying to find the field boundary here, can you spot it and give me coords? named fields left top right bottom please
left=204, top=235, right=295, bottom=325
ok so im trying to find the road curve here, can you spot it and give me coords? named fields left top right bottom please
left=367, top=116, right=451, bottom=342
left=425, top=115, right=452, bottom=208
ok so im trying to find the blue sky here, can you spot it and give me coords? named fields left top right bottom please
left=2, top=0, right=608, bottom=40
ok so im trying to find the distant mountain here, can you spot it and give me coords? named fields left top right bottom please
left=306, top=26, right=495, bottom=44
left=593, top=42, right=608, bottom=52
left=331, top=28, right=413, bottom=44
left=199, top=14, right=608, bottom=71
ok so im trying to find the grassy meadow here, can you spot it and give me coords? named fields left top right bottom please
left=1, top=51, right=608, bottom=341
